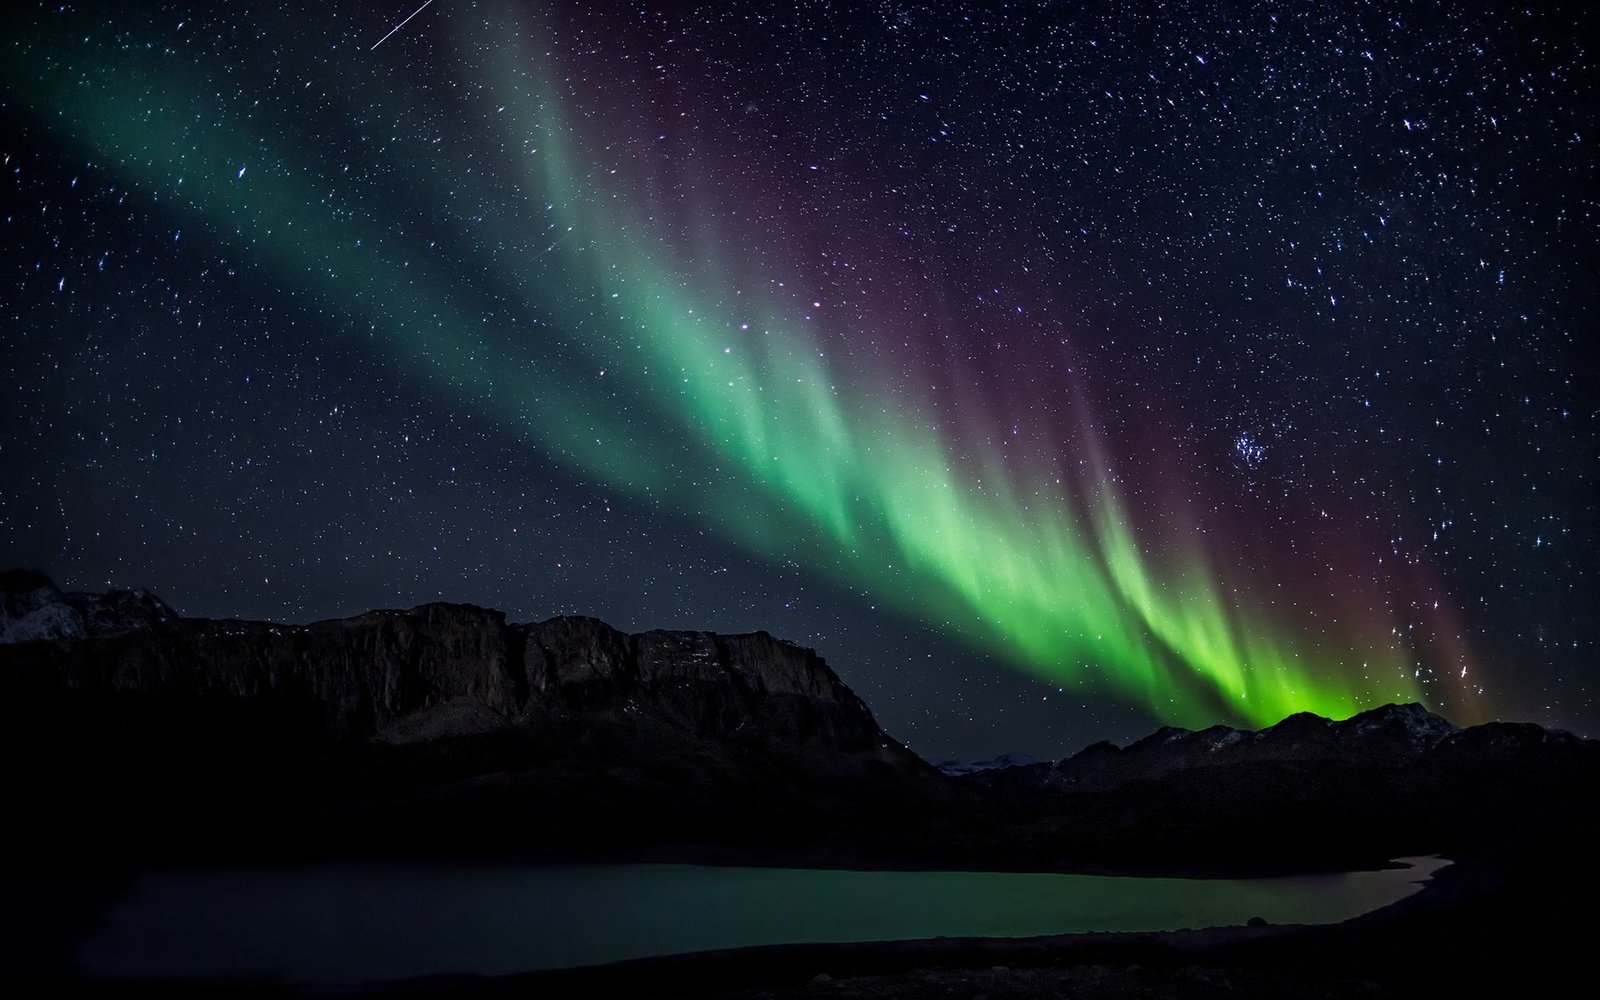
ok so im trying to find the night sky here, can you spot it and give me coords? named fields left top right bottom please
left=2, top=1, right=1594, bottom=758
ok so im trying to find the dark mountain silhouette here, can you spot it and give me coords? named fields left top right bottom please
left=950, top=701, right=1597, bottom=871
left=0, top=572, right=951, bottom=864
left=2, top=572, right=1594, bottom=873
left=0, top=568, right=175, bottom=643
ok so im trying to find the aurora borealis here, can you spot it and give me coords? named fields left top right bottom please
left=2, top=1, right=1594, bottom=752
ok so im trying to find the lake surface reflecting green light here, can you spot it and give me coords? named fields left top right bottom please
left=79, top=858, right=1448, bottom=984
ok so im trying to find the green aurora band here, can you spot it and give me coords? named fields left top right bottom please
left=7, top=9, right=1454, bottom=727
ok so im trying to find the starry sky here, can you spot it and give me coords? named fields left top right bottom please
left=1, top=1, right=1594, bottom=757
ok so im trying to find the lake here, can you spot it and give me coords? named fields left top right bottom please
left=78, top=856, right=1447, bottom=984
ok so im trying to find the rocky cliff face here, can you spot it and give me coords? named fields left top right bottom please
left=8, top=604, right=521, bottom=732
left=0, top=573, right=941, bottom=862
left=1, top=591, right=900, bottom=757
left=517, top=616, right=890, bottom=752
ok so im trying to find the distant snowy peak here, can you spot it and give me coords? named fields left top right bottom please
left=948, top=702, right=1471, bottom=795
left=931, top=752, right=1039, bottom=777
left=0, top=589, right=82, bottom=644
left=1340, top=701, right=1460, bottom=747
left=0, top=569, right=175, bottom=644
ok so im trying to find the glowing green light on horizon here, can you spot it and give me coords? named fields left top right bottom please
left=4, top=11, right=1436, bottom=728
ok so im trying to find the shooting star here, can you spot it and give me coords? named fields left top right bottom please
left=529, top=227, right=577, bottom=261
left=371, top=0, right=435, bottom=52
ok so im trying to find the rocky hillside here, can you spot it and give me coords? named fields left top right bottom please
left=0, top=572, right=946, bottom=863
left=951, top=702, right=1599, bottom=870
left=963, top=702, right=1465, bottom=794
left=0, top=568, right=175, bottom=644
left=2, top=597, right=898, bottom=756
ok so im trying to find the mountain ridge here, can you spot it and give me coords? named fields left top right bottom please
left=959, top=701, right=1497, bottom=795
left=0, top=568, right=177, bottom=644
left=0, top=573, right=904, bottom=756
left=0, top=572, right=955, bottom=865
left=2, top=570, right=1595, bottom=873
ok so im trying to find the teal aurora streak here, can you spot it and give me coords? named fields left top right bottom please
left=9, top=7, right=1483, bottom=728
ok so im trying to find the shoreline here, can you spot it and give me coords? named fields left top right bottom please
left=12, top=851, right=1458, bottom=990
